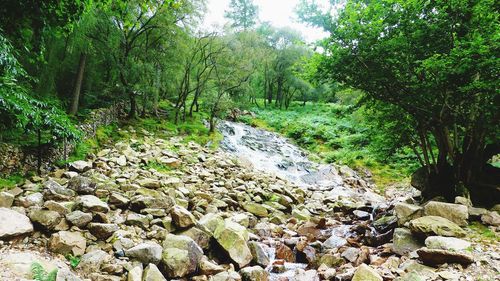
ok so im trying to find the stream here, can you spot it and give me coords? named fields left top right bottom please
left=218, top=121, right=389, bottom=280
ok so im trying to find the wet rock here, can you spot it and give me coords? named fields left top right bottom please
left=0, top=207, right=33, bottom=238
left=125, top=242, right=163, bottom=265
left=243, top=202, right=268, bottom=217
left=0, top=192, right=14, bottom=208
left=29, top=209, right=62, bottom=230
left=392, top=228, right=424, bottom=255
left=295, top=269, right=320, bottom=281
left=275, top=243, right=295, bottom=263
left=240, top=266, right=268, bottom=281
left=408, top=216, right=465, bottom=238
left=67, top=176, right=96, bottom=195
left=143, top=263, right=167, bottom=281
left=423, top=201, right=469, bottom=226
left=88, top=223, right=119, bottom=240
left=65, top=210, right=92, bottom=227
left=213, top=220, right=252, bottom=267
left=481, top=211, right=500, bottom=226
left=78, top=195, right=110, bottom=213
left=171, top=205, right=196, bottom=228
left=394, top=203, right=422, bottom=225
left=352, top=264, right=382, bottom=281
left=69, top=160, right=92, bottom=173
left=424, top=236, right=471, bottom=251
left=248, top=241, right=271, bottom=267
left=417, top=247, right=474, bottom=265
left=353, top=210, right=370, bottom=220
left=323, top=235, right=348, bottom=249
left=49, top=231, right=86, bottom=256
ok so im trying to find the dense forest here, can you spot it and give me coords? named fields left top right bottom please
left=0, top=0, right=499, bottom=201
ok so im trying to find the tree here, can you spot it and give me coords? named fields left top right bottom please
left=299, top=0, right=500, bottom=199
left=225, top=0, right=259, bottom=30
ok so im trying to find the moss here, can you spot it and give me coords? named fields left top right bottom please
left=0, top=174, right=25, bottom=190
left=468, top=221, right=499, bottom=242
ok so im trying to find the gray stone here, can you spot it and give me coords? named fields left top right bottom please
left=248, top=241, right=271, bottom=267
left=323, top=235, right=348, bottom=249
left=341, top=247, right=360, bottom=263
left=210, top=271, right=242, bottom=281
left=423, top=201, right=469, bottom=226
left=417, top=247, right=474, bottom=265
left=394, top=203, right=423, bottom=225
left=213, top=220, right=252, bottom=268
left=392, top=228, right=424, bottom=255
left=56, top=268, right=83, bottom=281
left=66, top=211, right=92, bottom=227
left=28, top=209, right=62, bottom=230
left=49, top=231, right=86, bottom=256
left=125, top=242, right=163, bottom=265
left=143, top=263, right=167, bottom=281
left=19, top=192, right=44, bottom=207
left=161, top=234, right=203, bottom=278
left=481, top=211, right=500, bottom=226
left=69, top=160, right=92, bottom=173
left=78, top=195, right=110, bottom=213
left=424, top=236, right=471, bottom=251
left=0, top=207, right=33, bottom=238
left=0, top=192, right=14, bottom=208
left=127, top=264, right=143, bottom=281
left=170, top=205, right=196, bottom=228
left=44, top=179, right=76, bottom=201
left=88, top=223, right=119, bottom=240
left=352, top=264, right=383, bottom=281
left=78, top=250, right=109, bottom=276
left=240, top=266, right=268, bottom=281
left=408, top=216, right=466, bottom=238
left=67, top=176, right=96, bottom=195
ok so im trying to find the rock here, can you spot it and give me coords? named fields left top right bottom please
left=408, top=216, right=466, bottom=238
left=275, top=243, right=295, bottom=262
left=125, top=242, right=163, bottom=265
left=66, top=211, right=92, bottom=227
left=125, top=213, right=150, bottom=227
left=161, top=234, right=203, bottom=277
left=143, top=263, right=167, bottom=281
left=19, top=192, right=44, bottom=207
left=240, top=266, right=269, bottom=281
left=88, top=223, right=119, bottom=240
left=198, top=213, right=224, bottom=235
left=352, top=264, right=382, bottom=281
left=248, top=242, right=271, bottom=267
left=67, top=176, right=96, bottom=195
left=69, top=160, right=92, bottom=173
left=481, top=211, right=500, bottom=226
left=392, top=228, right=424, bottom=255
left=323, top=235, right=348, bottom=249
left=417, top=247, right=474, bottom=265
left=454, top=196, right=472, bottom=207
left=292, top=208, right=311, bottom=221
left=171, top=205, right=196, bottom=228
left=49, top=231, right=86, bottom=256
left=109, top=192, right=129, bottom=207
left=353, top=210, right=370, bottom=220
left=179, top=227, right=211, bottom=250
left=424, top=236, right=471, bottom=251
left=78, top=250, right=109, bottom=276
left=210, top=271, right=241, bottom=281
left=0, top=192, right=14, bottom=208
left=243, top=202, right=268, bottom=217
left=468, top=207, right=488, bottom=219
left=423, top=201, right=469, bottom=226
left=394, top=203, right=423, bottom=225
left=0, top=207, right=33, bottom=238
left=78, top=195, right=110, bottom=213
left=44, top=179, right=76, bottom=201
left=341, top=247, right=360, bottom=263
left=0, top=252, right=61, bottom=279
left=29, top=209, right=62, bottom=230
left=213, top=220, right=252, bottom=267
left=199, top=258, right=225, bottom=275
left=56, top=268, right=83, bottom=281
left=128, top=264, right=143, bottom=281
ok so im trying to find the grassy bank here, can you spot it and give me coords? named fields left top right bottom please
left=238, top=102, right=419, bottom=188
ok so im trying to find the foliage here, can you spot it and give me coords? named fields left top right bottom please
left=65, top=254, right=81, bottom=269
left=225, top=0, right=259, bottom=30
left=31, top=262, right=57, bottom=281
left=0, top=174, right=25, bottom=190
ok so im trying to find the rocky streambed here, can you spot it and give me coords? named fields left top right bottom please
left=0, top=122, right=498, bottom=281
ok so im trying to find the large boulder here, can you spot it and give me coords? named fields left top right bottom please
left=394, top=203, right=423, bottom=225
left=392, top=228, right=424, bottom=256
left=125, top=242, right=163, bottom=265
left=49, top=231, right=86, bottom=256
left=424, top=236, right=471, bottom=251
left=408, top=216, right=466, bottom=238
left=248, top=242, right=271, bottom=267
left=0, top=208, right=33, bottom=238
left=213, top=220, right=253, bottom=268
left=417, top=247, right=474, bottom=266
left=28, top=209, right=62, bottom=230
left=423, top=201, right=469, bottom=226
left=161, top=234, right=203, bottom=278
left=352, top=264, right=383, bottom=281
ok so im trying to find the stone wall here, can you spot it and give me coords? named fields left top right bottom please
left=0, top=103, right=125, bottom=176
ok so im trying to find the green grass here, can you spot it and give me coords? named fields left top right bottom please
left=65, top=254, right=81, bottom=269
left=468, top=221, right=499, bottom=242
left=31, top=262, right=57, bottom=281
left=0, top=174, right=25, bottom=190
left=239, top=102, right=418, bottom=187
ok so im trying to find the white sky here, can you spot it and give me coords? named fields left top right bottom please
left=202, top=0, right=330, bottom=43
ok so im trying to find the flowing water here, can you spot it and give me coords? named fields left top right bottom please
left=218, top=121, right=387, bottom=280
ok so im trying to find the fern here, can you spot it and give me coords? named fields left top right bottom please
left=31, top=262, right=58, bottom=281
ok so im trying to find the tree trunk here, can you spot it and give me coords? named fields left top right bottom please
left=128, top=92, right=137, bottom=118
left=69, top=52, right=87, bottom=115
left=37, top=129, right=42, bottom=175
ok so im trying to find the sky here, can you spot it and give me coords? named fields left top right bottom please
left=202, top=0, right=330, bottom=43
